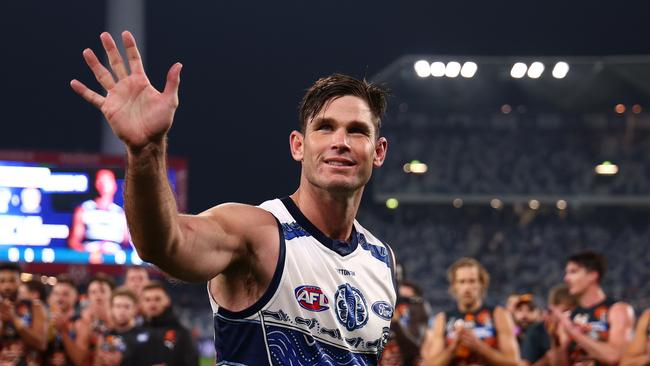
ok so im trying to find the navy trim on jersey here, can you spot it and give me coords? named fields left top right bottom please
left=384, top=243, right=398, bottom=296
left=217, top=218, right=286, bottom=319
left=281, top=196, right=359, bottom=256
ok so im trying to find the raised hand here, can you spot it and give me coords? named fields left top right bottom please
left=71, top=31, right=182, bottom=150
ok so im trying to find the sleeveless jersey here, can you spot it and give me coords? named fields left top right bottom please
left=444, top=305, right=498, bottom=366
left=209, top=197, right=397, bottom=365
left=568, top=297, right=617, bottom=365
left=80, top=200, right=127, bottom=252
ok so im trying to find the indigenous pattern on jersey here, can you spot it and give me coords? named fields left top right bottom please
left=568, top=297, right=617, bottom=365
left=209, top=197, right=397, bottom=365
left=444, top=305, right=497, bottom=366
left=0, top=300, right=42, bottom=365
left=80, top=200, right=128, bottom=252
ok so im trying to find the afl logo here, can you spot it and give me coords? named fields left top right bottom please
left=335, top=283, right=368, bottom=331
left=295, top=285, right=330, bottom=312
left=372, top=301, right=394, bottom=320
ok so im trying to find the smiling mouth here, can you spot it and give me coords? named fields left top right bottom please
left=324, top=159, right=355, bottom=167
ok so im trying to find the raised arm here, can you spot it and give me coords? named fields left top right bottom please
left=421, top=312, right=458, bottom=366
left=71, top=32, right=277, bottom=281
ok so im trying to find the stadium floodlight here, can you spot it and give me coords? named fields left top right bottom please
left=528, top=199, right=540, bottom=210
left=595, top=161, right=618, bottom=175
left=510, top=63, right=528, bottom=78
left=552, top=62, right=569, bottom=79
left=386, top=198, right=399, bottom=209
left=460, top=62, right=478, bottom=78
left=452, top=198, right=463, bottom=208
left=556, top=200, right=568, bottom=210
left=490, top=198, right=503, bottom=209
left=431, top=62, right=446, bottom=77
left=414, top=60, right=431, bottom=78
left=445, top=62, right=461, bottom=78
left=527, top=62, right=545, bottom=79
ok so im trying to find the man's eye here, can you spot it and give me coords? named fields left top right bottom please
left=318, top=124, right=332, bottom=131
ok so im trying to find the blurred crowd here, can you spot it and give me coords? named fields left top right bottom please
left=0, top=264, right=199, bottom=366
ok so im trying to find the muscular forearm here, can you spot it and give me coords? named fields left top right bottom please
left=570, top=331, right=622, bottom=364
left=125, top=141, right=182, bottom=263
left=14, top=318, right=46, bottom=351
left=422, top=347, right=456, bottom=366
left=473, top=342, right=518, bottom=366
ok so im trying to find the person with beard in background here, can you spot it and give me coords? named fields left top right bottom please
left=0, top=264, right=47, bottom=365
left=421, top=258, right=519, bottom=366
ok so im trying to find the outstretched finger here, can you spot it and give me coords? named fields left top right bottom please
left=70, top=79, right=105, bottom=109
left=163, top=63, right=183, bottom=103
left=100, top=32, right=129, bottom=80
left=82, top=48, right=116, bottom=91
left=122, top=31, right=145, bottom=75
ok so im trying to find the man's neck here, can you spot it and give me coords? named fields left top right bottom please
left=113, top=322, right=134, bottom=333
left=458, top=299, right=482, bottom=313
left=291, top=184, right=362, bottom=241
left=95, top=195, right=114, bottom=210
left=579, top=285, right=606, bottom=308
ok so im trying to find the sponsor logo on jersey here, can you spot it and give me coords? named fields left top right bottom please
left=371, top=301, right=394, bottom=320
left=335, top=283, right=369, bottom=331
left=295, top=285, right=330, bottom=312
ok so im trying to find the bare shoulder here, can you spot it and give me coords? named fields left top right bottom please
left=610, top=301, right=635, bottom=322
left=198, top=202, right=278, bottom=246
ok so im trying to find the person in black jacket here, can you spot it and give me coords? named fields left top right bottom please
left=138, top=281, right=198, bottom=366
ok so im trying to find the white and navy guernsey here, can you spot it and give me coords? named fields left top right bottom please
left=208, top=197, right=398, bottom=365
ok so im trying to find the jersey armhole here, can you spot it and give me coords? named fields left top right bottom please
left=214, top=217, right=287, bottom=319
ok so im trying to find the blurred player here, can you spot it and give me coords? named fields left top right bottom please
left=512, top=294, right=542, bottom=347
left=548, top=251, right=634, bottom=366
left=46, top=275, right=83, bottom=366
left=68, top=169, right=130, bottom=254
left=420, top=257, right=519, bottom=366
left=93, top=287, right=140, bottom=366
left=520, top=284, right=577, bottom=366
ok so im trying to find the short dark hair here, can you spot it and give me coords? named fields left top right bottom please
left=0, top=263, right=21, bottom=274
left=142, top=280, right=168, bottom=295
left=567, top=251, right=606, bottom=283
left=88, top=273, right=116, bottom=290
left=298, top=74, right=389, bottom=134
left=55, top=274, right=77, bottom=290
left=24, top=279, right=47, bottom=302
left=400, top=280, right=423, bottom=297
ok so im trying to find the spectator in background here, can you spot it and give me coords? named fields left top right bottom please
left=512, top=294, right=542, bottom=347
left=93, top=287, right=140, bottom=366
left=68, top=169, right=130, bottom=255
left=520, top=284, right=577, bottom=366
left=381, top=280, right=430, bottom=366
left=621, top=308, right=650, bottom=366
left=506, top=293, right=522, bottom=315
left=123, top=267, right=149, bottom=298
left=73, top=273, right=116, bottom=365
left=421, top=257, right=519, bottom=366
left=0, top=263, right=47, bottom=365
left=46, top=275, right=82, bottom=366
left=140, top=281, right=198, bottom=365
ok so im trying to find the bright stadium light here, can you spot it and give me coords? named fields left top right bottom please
left=445, top=62, right=461, bottom=78
left=510, top=63, right=528, bottom=78
left=490, top=198, right=503, bottom=210
left=556, top=200, right=568, bottom=210
left=430, top=62, right=446, bottom=77
left=527, top=62, right=545, bottom=79
left=460, top=62, right=478, bottom=78
left=528, top=199, right=540, bottom=210
left=595, top=161, right=618, bottom=175
left=552, top=62, right=569, bottom=79
left=386, top=198, right=399, bottom=209
left=414, top=60, right=431, bottom=78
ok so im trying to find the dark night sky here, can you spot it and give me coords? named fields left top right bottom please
left=2, top=1, right=650, bottom=213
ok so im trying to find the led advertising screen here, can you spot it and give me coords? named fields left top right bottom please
left=0, top=151, right=187, bottom=266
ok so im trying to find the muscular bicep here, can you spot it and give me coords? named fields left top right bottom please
left=494, top=306, right=520, bottom=360
left=153, top=203, right=278, bottom=282
left=608, top=303, right=635, bottom=349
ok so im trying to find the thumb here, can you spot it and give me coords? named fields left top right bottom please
left=163, top=62, right=182, bottom=104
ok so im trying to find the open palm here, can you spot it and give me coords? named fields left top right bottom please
left=71, top=31, right=182, bottom=149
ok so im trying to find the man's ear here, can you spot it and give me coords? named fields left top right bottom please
left=373, top=137, right=388, bottom=168
left=290, top=131, right=304, bottom=162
